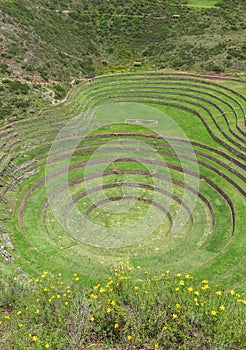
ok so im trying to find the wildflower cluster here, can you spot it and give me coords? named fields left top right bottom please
left=0, top=265, right=245, bottom=349
left=88, top=263, right=246, bottom=348
left=0, top=272, right=81, bottom=349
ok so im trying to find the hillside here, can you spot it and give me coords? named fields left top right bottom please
left=1, top=0, right=246, bottom=125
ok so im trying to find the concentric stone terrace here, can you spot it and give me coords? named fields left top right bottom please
left=0, top=73, right=245, bottom=288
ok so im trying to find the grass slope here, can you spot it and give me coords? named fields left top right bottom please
left=1, top=0, right=246, bottom=125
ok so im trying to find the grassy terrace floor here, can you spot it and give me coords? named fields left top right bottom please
left=186, top=0, right=220, bottom=8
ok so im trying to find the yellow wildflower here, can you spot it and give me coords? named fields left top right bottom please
left=90, top=293, right=98, bottom=299
left=172, top=314, right=178, bottom=319
left=211, top=310, right=217, bottom=316
left=219, top=305, right=225, bottom=311
left=45, top=344, right=50, bottom=349
left=179, top=280, right=184, bottom=286
left=32, top=335, right=38, bottom=342
left=216, top=291, right=222, bottom=296
left=127, top=335, right=132, bottom=341
left=90, top=316, right=95, bottom=322
left=106, top=308, right=111, bottom=313
left=114, top=323, right=119, bottom=329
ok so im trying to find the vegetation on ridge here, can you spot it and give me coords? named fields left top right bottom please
left=1, top=0, right=246, bottom=125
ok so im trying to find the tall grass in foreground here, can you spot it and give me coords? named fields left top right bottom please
left=0, top=263, right=245, bottom=349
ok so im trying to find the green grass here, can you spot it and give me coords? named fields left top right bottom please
left=1, top=72, right=246, bottom=294
left=1, top=0, right=246, bottom=345
left=186, top=0, right=220, bottom=8
left=1, top=71, right=246, bottom=349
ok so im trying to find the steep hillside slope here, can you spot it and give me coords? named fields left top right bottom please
left=0, top=0, right=246, bottom=125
